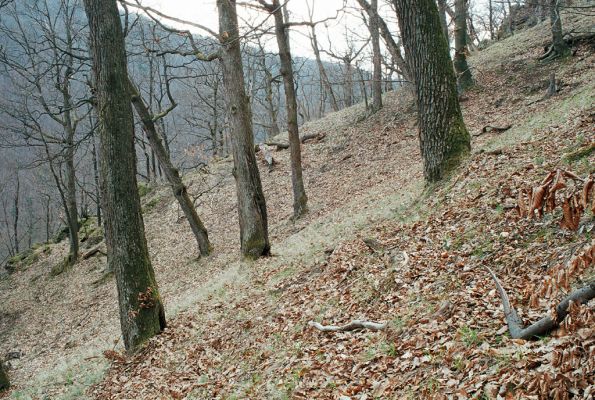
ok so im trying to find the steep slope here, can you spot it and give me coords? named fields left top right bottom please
left=1, top=12, right=594, bottom=400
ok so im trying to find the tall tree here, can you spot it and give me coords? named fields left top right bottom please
left=258, top=0, right=308, bottom=219
left=83, top=0, right=165, bottom=352
left=217, top=0, right=270, bottom=258
left=453, top=0, right=474, bottom=91
left=393, top=0, right=470, bottom=181
left=369, top=0, right=383, bottom=112
left=546, top=0, right=570, bottom=58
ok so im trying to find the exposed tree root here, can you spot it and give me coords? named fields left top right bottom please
left=485, top=266, right=595, bottom=340
left=308, top=320, right=387, bottom=332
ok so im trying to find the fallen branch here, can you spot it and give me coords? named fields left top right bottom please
left=308, top=320, right=387, bottom=332
left=485, top=266, right=595, bottom=340
left=474, top=124, right=512, bottom=137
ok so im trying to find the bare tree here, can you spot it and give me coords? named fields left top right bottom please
left=258, top=0, right=308, bottom=219
left=83, top=0, right=166, bottom=352
left=0, top=0, right=90, bottom=265
left=217, top=0, right=270, bottom=257
left=543, top=0, right=570, bottom=59
left=128, top=77, right=212, bottom=256
left=369, top=0, right=383, bottom=112
left=393, top=0, right=471, bottom=181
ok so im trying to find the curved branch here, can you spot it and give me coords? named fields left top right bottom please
left=485, top=266, right=595, bottom=340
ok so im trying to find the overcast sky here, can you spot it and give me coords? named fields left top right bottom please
left=131, top=0, right=386, bottom=60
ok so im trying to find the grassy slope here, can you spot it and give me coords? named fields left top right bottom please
left=1, top=12, right=593, bottom=400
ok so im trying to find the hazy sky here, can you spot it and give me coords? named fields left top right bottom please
left=131, top=0, right=382, bottom=60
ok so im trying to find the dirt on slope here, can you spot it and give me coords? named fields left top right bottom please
left=1, top=11, right=594, bottom=400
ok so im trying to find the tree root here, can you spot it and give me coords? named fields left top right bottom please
left=308, top=320, right=387, bottom=332
left=485, top=266, right=595, bottom=340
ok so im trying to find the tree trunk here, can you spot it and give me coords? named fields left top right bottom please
left=309, top=26, right=339, bottom=112
left=129, top=79, right=212, bottom=257
left=488, top=0, right=494, bottom=40
left=92, top=135, right=102, bottom=227
left=269, top=0, right=308, bottom=219
left=370, top=0, right=383, bottom=112
left=454, top=0, right=474, bottom=91
left=549, top=0, right=570, bottom=57
left=0, top=362, right=9, bottom=392
left=83, top=0, right=166, bottom=353
left=393, top=0, right=471, bottom=181
left=64, top=115, right=79, bottom=265
left=344, top=60, right=354, bottom=107
left=13, top=173, right=19, bottom=254
left=217, top=0, right=270, bottom=258
left=437, top=0, right=450, bottom=45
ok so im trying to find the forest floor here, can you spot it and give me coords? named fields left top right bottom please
left=1, top=12, right=594, bottom=400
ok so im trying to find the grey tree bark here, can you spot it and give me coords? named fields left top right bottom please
left=548, top=0, right=570, bottom=58
left=128, top=79, right=212, bottom=256
left=83, top=0, right=166, bottom=352
left=370, top=0, right=383, bottom=112
left=437, top=0, right=450, bottom=45
left=217, top=0, right=270, bottom=258
left=453, top=0, right=474, bottom=91
left=260, top=0, right=308, bottom=219
left=393, top=0, right=471, bottom=181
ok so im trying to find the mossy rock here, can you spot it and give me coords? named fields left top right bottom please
left=53, top=225, right=70, bottom=243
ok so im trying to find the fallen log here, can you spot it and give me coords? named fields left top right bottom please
left=82, top=245, right=106, bottom=260
left=308, top=320, right=387, bottom=332
left=263, top=132, right=326, bottom=150
left=485, top=266, right=595, bottom=340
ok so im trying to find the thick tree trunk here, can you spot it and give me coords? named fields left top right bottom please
left=129, top=79, right=212, bottom=256
left=393, top=0, right=471, bottom=181
left=217, top=0, right=270, bottom=258
left=454, top=0, right=474, bottom=91
left=83, top=0, right=165, bottom=353
left=370, top=0, right=383, bottom=112
left=549, top=0, right=570, bottom=57
left=269, top=0, right=308, bottom=219
left=0, top=362, right=9, bottom=392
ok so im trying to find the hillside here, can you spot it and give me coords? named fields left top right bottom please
left=1, top=12, right=594, bottom=400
